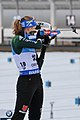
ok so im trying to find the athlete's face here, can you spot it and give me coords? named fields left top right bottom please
left=24, top=26, right=36, bottom=34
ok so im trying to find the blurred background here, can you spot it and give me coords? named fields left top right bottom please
left=0, top=0, right=80, bottom=47
left=0, top=0, right=80, bottom=120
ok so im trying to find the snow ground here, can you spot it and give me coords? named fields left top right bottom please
left=0, top=52, right=80, bottom=120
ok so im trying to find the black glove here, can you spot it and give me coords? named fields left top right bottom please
left=36, top=30, right=44, bottom=39
left=42, top=35, right=51, bottom=46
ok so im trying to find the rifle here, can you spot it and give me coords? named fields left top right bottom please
left=36, top=21, right=60, bottom=39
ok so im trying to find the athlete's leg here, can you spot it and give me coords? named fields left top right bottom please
left=11, top=92, right=29, bottom=120
left=29, top=78, right=43, bottom=120
left=11, top=75, right=36, bottom=120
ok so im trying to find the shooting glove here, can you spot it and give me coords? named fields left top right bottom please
left=36, top=30, right=44, bottom=39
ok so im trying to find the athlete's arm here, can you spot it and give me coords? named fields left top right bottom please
left=37, top=45, right=46, bottom=70
left=12, top=36, right=42, bottom=49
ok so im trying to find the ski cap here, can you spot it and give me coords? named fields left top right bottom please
left=21, top=17, right=37, bottom=28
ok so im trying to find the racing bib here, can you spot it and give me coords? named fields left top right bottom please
left=13, top=52, right=40, bottom=75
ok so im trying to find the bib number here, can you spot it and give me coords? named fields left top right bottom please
left=20, top=62, right=26, bottom=70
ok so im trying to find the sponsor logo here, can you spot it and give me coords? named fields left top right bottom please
left=31, top=63, right=37, bottom=67
left=29, top=70, right=39, bottom=74
left=19, top=36, right=23, bottom=40
left=22, top=105, right=28, bottom=112
left=6, top=110, right=13, bottom=117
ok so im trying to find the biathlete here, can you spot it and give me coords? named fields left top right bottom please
left=11, top=16, right=54, bottom=120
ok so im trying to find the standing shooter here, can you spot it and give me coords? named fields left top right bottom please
left=11, top=16, right=53, bottom=120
